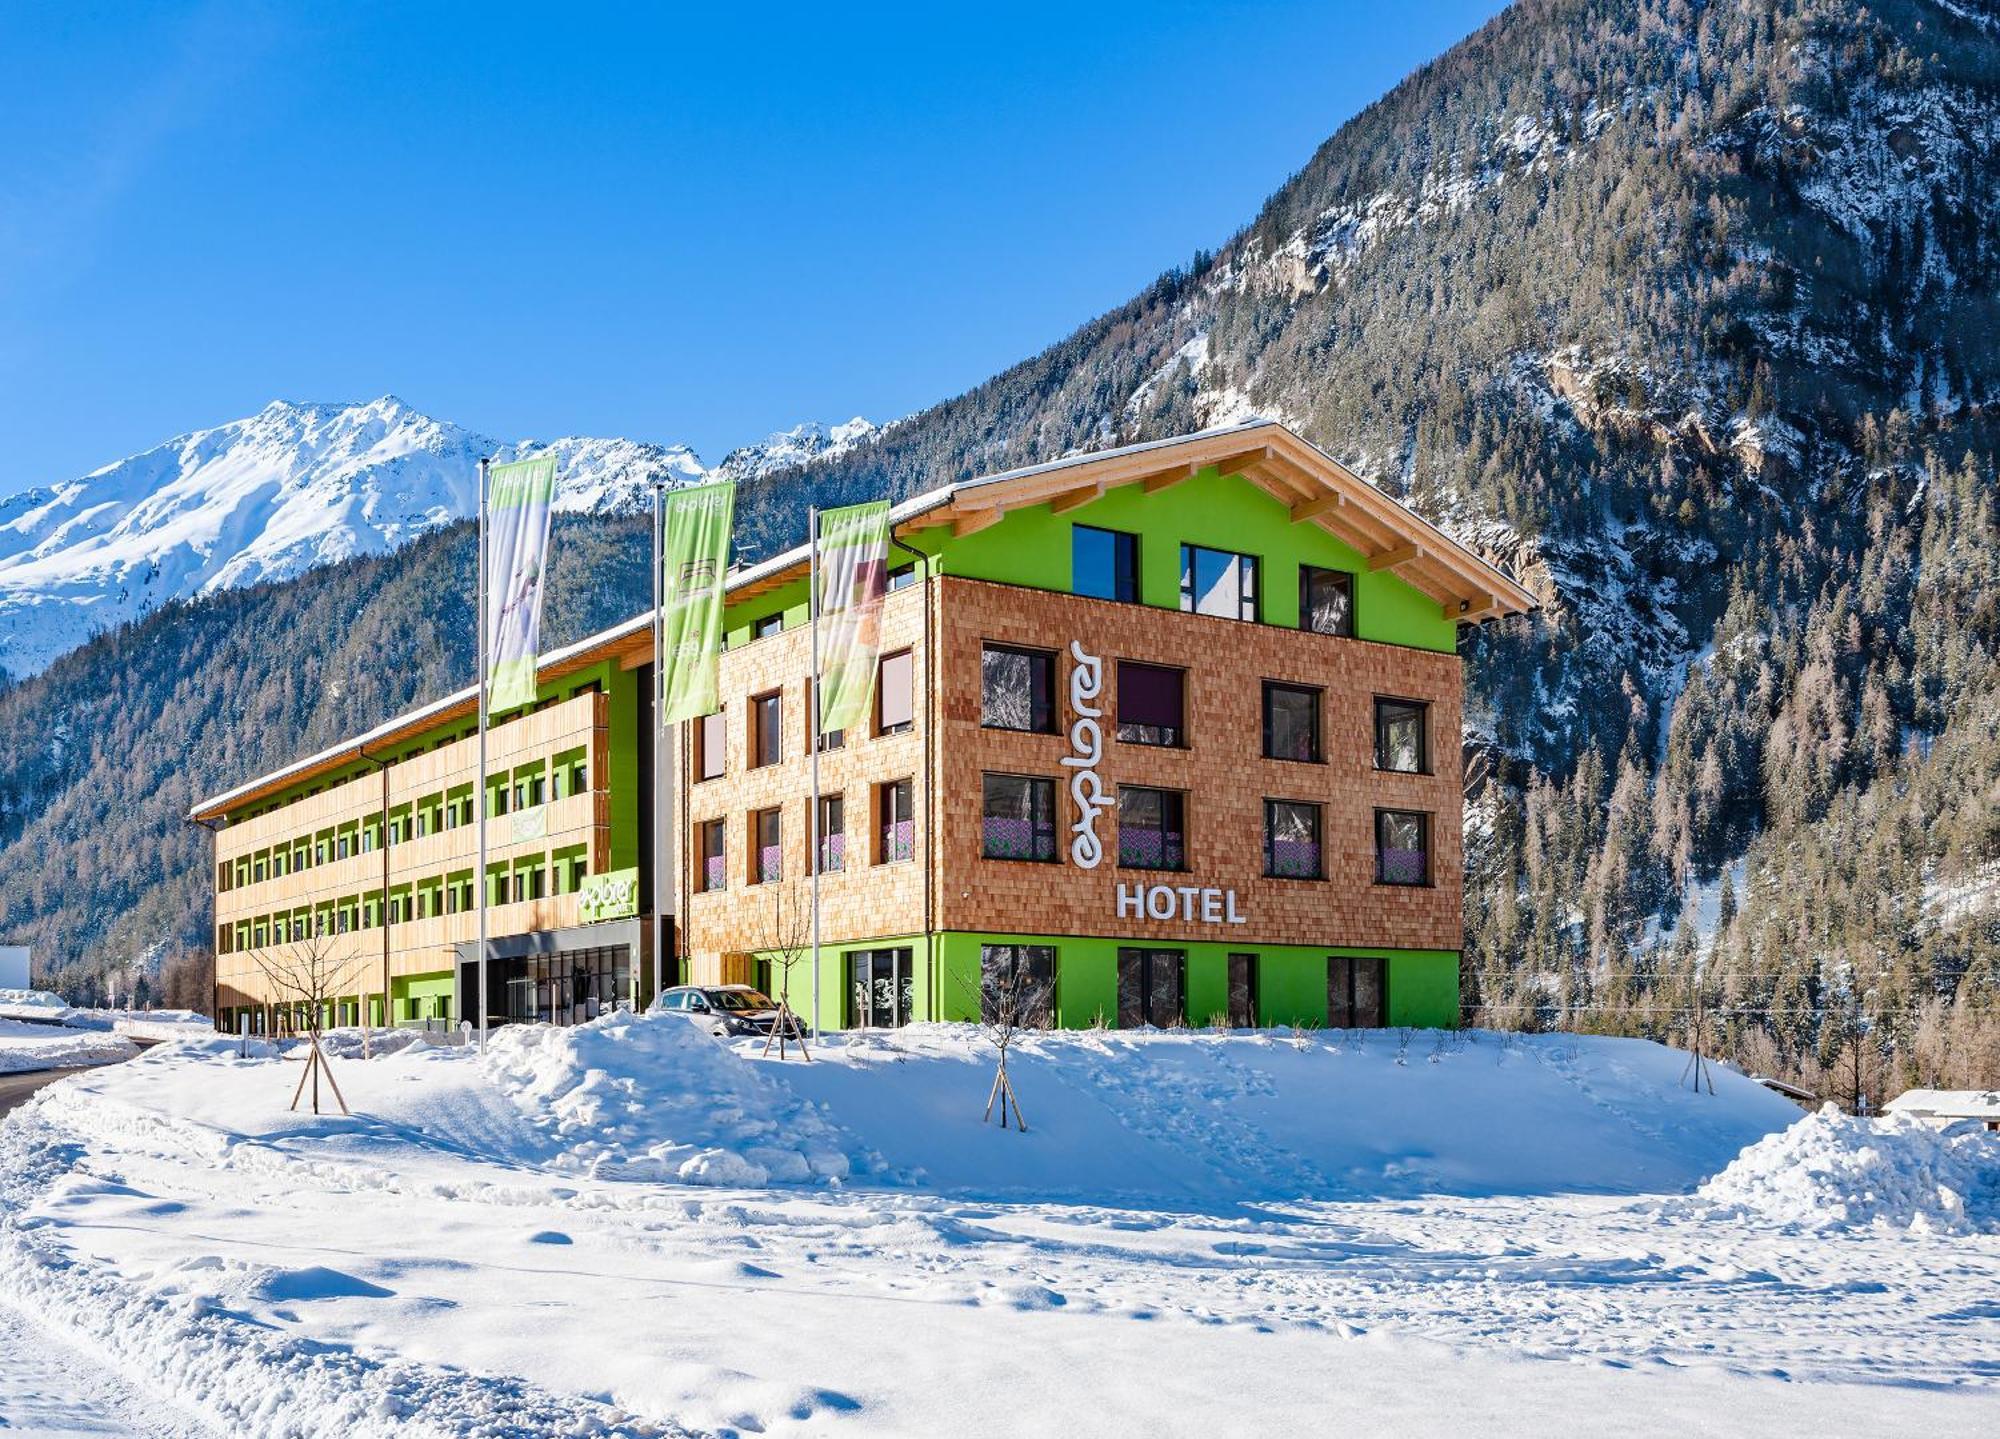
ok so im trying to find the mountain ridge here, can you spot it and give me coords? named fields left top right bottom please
left=0, top=398, right=879, bottom=679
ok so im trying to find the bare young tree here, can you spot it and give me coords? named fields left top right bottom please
left=757, top=882, right=812, bottom=1061
left=251, top=936, right=360, bottom=1116
left=955, top=952, right=1054, bottom=1132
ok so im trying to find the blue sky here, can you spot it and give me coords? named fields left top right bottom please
left=0, top=1, right=1505, bottom=493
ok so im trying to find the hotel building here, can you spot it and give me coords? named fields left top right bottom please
left=191, top=421, right=1534, bottom=1035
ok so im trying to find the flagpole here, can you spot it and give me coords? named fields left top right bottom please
left=475, top=456, right=490, bottom=1051
left=651, top=479, right=665, bottom=1012
left=808, top=505, right=822, bottom=1037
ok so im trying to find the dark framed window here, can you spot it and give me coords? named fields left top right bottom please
left=1116, top=948, right=1186, bottom=1028
left=752, top=806, right=782, bottom=885
left=750, top=691, right=783, bottom=768
left=698, top=711, right=726, bottom=780
left=878, top=650, right=914, bottom=735
left=849, top=947, right=914, bottom=1028
left=1264, top=799, right=1325, bottom=879
left=1227, top=953, right=1259, bottom=1028
left=1262, top=682, right=1322, bottom=763
left=1180, top=544, right=1258, bottom=621
left=1375, top=809, right=1430, bottom=886
left=887, top=563, right=918, bottom=592
left=1374, top=697, right=1429, bottom=773
left=1328, top=955, right=1387, bottom=1028
left=878, top=779, right=915, bottom=864
left=1074, top=525, right=1139, bottom=602
left=816, top=794, right=845, bottom=874
left=752, top=613, right=784, bottom=640
left=699, top=819, right=727, bottom=893
left=979, top=944, right=1057, bottom=1026
left=1118, top=786, right=1187, bottom=871
left=981, top=644, right=1057, bottom=733
left=1116, top=662, right=1185, bottom=747
left=982, top=774, right=1058, bottom=862
left=1301, top=566, right=1355, bottom=637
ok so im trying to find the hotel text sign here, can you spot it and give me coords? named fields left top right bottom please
left=1063, top=639, right=1248, bottom=926
left=1061, top=640, right=1108, bottom=868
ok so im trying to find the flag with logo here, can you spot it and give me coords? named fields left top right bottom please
left=484, top=454, right=559, bottom=712
left=657, top=481, right=736, bottom=724
left=814, top=500, right=891, bottom=734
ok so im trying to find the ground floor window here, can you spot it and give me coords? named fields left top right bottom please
left=978, top=943, right=1056, bottom=1026
left=1117, top=947, right=1186, bottom=1029
left=1227, top=952, right=1258, bottom=1028
left=1327, top=956, right=1387, bottom=1028
left=849, top=947, right=914, bottom=1029
left=485, top=946, right=631, bottom=1026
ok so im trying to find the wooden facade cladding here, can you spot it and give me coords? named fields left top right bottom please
left=930, top=577, right=1464, bottom=952
left=679, top=584, right=931, bottom=975
left=212, top=691, right=611, bottom=1012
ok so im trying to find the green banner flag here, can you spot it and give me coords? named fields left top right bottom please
left=658, top=481, right=736, bottom=724
left=815, top=500, right=891, bottom=735
left=484, top=454, right=559, bottom=713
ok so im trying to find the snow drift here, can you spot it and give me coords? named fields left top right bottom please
left=482, top=1012, right=869, bottom=1186
left=1695, top=1104, right=2000, bottom=1235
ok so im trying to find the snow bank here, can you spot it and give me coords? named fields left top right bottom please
left=749, top=1026, right=1800, bottom=1201
left=0, top=988, right=76, bottom=1025
left=483, top=1011, right=869, bottom=1186
left=0, top=1017, right=135, bottom=1074
left=1695, top=1105, right=2000, bottom=1235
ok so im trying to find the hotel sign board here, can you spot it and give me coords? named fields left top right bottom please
left=577, top=868, right=639, bottom=924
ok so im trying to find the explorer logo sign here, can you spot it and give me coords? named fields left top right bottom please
left=576, top=867, right=639, bottom=924
left=1060, top=640, right=1108, bottom=868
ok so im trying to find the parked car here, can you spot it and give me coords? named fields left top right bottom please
left=654, top=984, right=808, bottom=1038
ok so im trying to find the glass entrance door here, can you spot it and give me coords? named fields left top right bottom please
left=1116, top=948, right=1186, bottom=1029
left=849, top=948, right=914, bottom=1028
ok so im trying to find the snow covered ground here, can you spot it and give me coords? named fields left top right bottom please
left=0, top=1018, right=134, bottom=1076
left=1, top=1017, right=1995, bottom=1437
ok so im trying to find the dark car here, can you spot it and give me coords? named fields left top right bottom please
left=655, top=984, right=809, bottom=1038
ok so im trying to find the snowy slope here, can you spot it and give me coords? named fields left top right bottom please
left=0, top=400, right=878, bottom=679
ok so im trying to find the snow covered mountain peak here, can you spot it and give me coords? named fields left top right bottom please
left=0, top=398, right=876, bottom=680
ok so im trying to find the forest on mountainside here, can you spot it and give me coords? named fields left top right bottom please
left=2, top=0, right=1996, bottom=1104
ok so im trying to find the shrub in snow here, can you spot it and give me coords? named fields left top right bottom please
left=481, top=1011, right=866, bottom=1186
left=1696, top=1105, right=2000, bottom=1235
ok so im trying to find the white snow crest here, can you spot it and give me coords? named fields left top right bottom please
left=1694, top=1105, right=2000, bottom=1235
left=482, top=1011, right=869, bottom=1186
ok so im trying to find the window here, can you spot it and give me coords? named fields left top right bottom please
left=887, top=563, right=917, bottom=592
left=981, top=644, right=1056, bottom=733
left=1180, top=544, right=1258, bottom=621
left=1263, top=682, right=1322, bottom=763
left=1116, top=948, right=1186, bottom=1029
left=1375, top=809, right=1430, bottom=886
left=849, top=948, right=914, bottom=1028
left=698, top=711, right=726, bottom=781
left=752, top=807, right=782, bottom=884
left=699, top=819, right=727, bottom=893
left=1264, top=800, right=1325, bottom=879
left=1374, top=697, right=1429, bottom=773
left=981, top=774, right=1058, bottom=862
left=877, top=649, right=914, bottom=735
left=1328, top=956, right=1387, bottom=1028
left=751, top=691, right=783, bottom=768
left=878, top=780, right=915, bottom=863
left=979, top=944, right=1056, bottom=1026
left=816, top=794, right=845, bottom=874
left=753, top=613, right=784, bottom=640
left=1301, top=566, right=1355, bottom=638
left=1116, top=662, right=1185, bottom=747
left=1118, top=787, right=1186, bottom=871
left=1227, top=954, right=1258, bottom=1028
left=1073, top=525, right=1139, bottom=602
